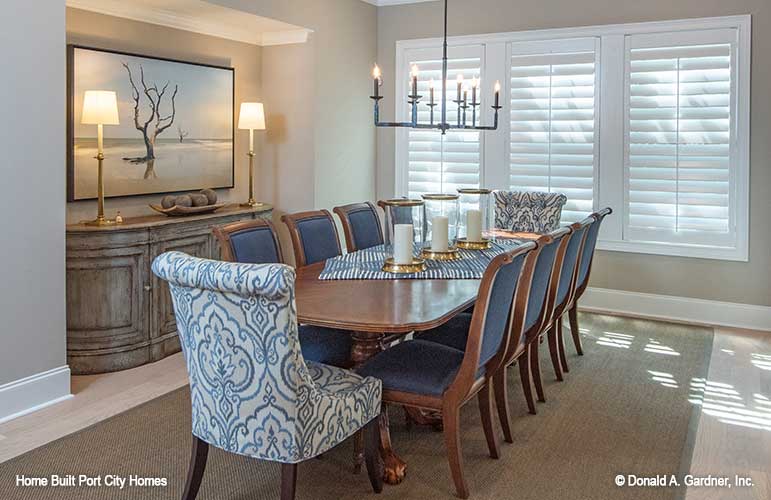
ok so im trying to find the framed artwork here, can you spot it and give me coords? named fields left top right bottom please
left=67, top=45, right=234, bottom=201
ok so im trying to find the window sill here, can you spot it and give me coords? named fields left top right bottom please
left=597, top=239, right=748, bottom=262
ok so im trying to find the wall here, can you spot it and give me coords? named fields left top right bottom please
left=66, top=7, right=263, bottom=222
left=0, top=0, right=69, bottom=416
left=210, top=0, right=379, bottom=212
left=377, top=0, right=771, bottom=308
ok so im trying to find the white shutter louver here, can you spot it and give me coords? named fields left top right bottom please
left=405, top=47, right=483, bottom=198
left=509, top=44, right=598, bottom=222
left=625, top=30, right=737, bottom=247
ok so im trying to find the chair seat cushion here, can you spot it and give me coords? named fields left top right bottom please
left=415, top=313, right=473, bottom=351
left=299, top=325, right=352, bottom=367
left=358, top=340, right=464, bottom=397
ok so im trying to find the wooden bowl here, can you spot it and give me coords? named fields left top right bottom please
left=149, top=203, right=226, bottom=217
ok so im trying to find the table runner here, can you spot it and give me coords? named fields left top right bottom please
left=318, top=239, right=526, bottom=280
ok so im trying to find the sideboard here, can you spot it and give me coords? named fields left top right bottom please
left=66, top=204, right=273, bottom=374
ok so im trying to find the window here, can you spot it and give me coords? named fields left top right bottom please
left=399, top=46, right=483, bottom=198
left=394, top=16, right=750, bottom=260
left=509, top=39, right=599, bottom=222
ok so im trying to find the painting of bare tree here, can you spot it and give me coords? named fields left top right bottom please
left=68, top=46, right=234, bottom=201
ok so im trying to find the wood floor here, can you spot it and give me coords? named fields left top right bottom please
left=0, top=319, right=769, bottom=500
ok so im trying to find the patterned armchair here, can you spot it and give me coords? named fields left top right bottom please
left=493, top=190, right=568, bottom=233
left=152, top=252, right=383, bottom=500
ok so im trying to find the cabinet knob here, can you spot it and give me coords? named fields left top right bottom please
left=144, top=285, right=152, bottom=292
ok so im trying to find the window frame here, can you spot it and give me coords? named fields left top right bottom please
left=394, top=15, right=750, bottom=261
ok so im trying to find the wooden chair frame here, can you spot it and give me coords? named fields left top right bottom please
left=213, top=218, right=284, bottom=264
left=333, top=202, right=384, bottom=253
left=281, top=209, right=342, bottom=268
left=378, top=240, right=540, bottom=499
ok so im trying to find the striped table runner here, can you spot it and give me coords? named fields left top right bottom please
left=318, top=239, right=526, bottom=280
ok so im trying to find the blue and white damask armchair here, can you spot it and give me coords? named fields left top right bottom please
left=493, top=190, right=568, bottom=233
left=152, top=252, right=383, bottom=500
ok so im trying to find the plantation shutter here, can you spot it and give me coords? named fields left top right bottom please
left=403, top=46, right=483, bottom=198
left=624, top=29, right=737, bottom=247
left=508, top=39, right=599, bottom=222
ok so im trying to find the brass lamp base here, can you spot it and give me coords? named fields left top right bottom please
left=456, top=238, right=492, bottom=250
left=382, top=257, right=427, bottom=274
left=84, top=216, right=117, bottom=227
left=421, top=246, right=461, bottom=261
left=240, top=199, right=264, bottom=208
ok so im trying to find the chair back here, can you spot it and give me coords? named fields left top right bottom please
left=493, top=190, right=567, bottom=233
left=575, top=208, right=612, bottom=294
left=523, top=228, right=571, bottom=335
left=152, top=251, right=316, bottom=462
left=555, top=220, right=590, bottom=312
left=281, top=209, right=342, bottom=267
left=213, top=219, right=283, bottom=264
left=447, top=241, right=539, bottom=399
left=333, top=202, right=384, bottom=252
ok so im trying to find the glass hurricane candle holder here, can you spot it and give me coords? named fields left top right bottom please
left=457, top=188, right=494, bottom=249
left=379, top=199, right=426, bottom=273
left=421, top=193, right=461, bottom=261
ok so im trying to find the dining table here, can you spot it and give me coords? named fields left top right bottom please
left=293, top=231, right=540, bottom=485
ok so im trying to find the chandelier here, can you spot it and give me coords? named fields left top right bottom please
left=370, top=0, right=500, bottom=135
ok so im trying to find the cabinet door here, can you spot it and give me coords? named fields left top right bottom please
left=151, top=234, right=212, bottom=342
left=66, top=245, right=150, bottom=353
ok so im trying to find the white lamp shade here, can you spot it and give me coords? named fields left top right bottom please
left=238, top=102, right=266, bottom=130
left=81, top=90, right=120, bottom=125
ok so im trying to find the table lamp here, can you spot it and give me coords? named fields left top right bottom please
left=237, top=102, right=266, bottom=207
left=81, top=90, right=120, bottom=225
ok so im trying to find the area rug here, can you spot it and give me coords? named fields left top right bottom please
left=0, top=313, right=712, bottom=499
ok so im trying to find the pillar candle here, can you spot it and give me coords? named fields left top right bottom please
left=466, top=209, right=483, bottom=242
left=393, top=224, right=414, bottom=265
left=431, top=216, right=449, bottom=252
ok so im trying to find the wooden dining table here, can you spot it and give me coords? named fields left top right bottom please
left=295, top=261, right=481, bottom=484
left=293, top=231, right=539, bottom=485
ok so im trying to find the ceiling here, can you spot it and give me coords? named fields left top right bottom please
left=66, top=0, right=312, bottom=46
left=360, top=0, right=437, bottom=5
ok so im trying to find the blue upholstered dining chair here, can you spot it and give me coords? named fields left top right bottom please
left=560, top=207, right=613, bottom=363
left=333, top=202, right=384, bottom=252
left=359, top=241, right=540, bottom=499
left=152, top=252, right=383, bottom=500
left=213, top=219, right=352, bottom=368
left=493, top=190, right=568, bottom=233
left=281, top=209, right=343, bottom=268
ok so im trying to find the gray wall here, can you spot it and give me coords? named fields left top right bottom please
left=377, top=0, right=771, bottom=307
left=0, top=0, right=67, bottom=385
left=66, top=8, right=264, bottom=222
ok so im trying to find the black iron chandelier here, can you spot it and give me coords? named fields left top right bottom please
left=370, top=0, right=500, bottom=135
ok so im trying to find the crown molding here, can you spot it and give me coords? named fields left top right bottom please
left=360, top=0, right=437, bottom=6
left=67, top=0, right=311, bottom=47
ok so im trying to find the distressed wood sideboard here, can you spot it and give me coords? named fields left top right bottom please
left=66, top=204, right=273, bottom=374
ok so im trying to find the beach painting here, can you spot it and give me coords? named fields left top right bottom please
left=68, top=46, right=234, bottom=201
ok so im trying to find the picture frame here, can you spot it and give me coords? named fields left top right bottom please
left=67, top=45, right=235, bottom=201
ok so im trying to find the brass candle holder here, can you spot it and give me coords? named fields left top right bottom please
left=421, top=247, right=461, bottom=261
left=456, top=238, right=492, bottom=250
left=382, top=257, right=427, bottom=274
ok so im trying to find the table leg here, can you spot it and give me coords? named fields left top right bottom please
left=349, top=331, right=407, bottom=485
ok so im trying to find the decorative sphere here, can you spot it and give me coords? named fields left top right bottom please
left=200, top=188, right=217, bottom=205
left=175, top=194, right=193, bottom=207
left=160, top=195, right=176, bottom=209
left=190, top=193, right=209, bottom=207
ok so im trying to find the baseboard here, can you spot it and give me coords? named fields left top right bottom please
left=0, top=366, right=72, bottom=424
left=580, top=287, right=771, bottom=332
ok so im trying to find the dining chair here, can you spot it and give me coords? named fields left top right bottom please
left=493, top=228, right=566, bottom=435
left=359, top=241, right=540, bottom=499
left=213, top=219, right=352, bottom=367
left=493, top=190, right=567, bottom=233
left=333, top=202, right=384, bottom=252
left=152, top=251, right=383, bottom=500
left=560, top=207, right=613, bottom=365
left=281, top=209, right=342, bottom=268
